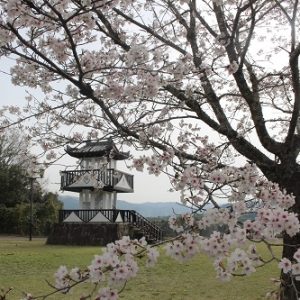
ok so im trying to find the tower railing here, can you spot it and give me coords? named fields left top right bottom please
left=60, top=168, right=134, bottom=192
left=59, top=209, right=163, bottom=242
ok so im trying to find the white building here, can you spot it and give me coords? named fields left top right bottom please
left=60, top=139, right=134, bottom=210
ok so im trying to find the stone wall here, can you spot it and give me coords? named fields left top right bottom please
left=46, top=223, right=133, bottom=246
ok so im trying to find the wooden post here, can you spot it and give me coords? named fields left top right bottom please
left=29, top=177, right=34, bottom=241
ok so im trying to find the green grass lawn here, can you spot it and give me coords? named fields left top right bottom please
left=0, top=237, right=281, bottom=300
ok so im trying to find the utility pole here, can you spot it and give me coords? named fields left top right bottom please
left=29, top=177, right=34, bottom=241
left=28, top=167, right=44, bottom=241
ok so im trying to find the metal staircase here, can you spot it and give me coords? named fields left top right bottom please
left=129, top=210, right=163, bottom=242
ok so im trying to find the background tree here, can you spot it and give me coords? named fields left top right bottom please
left=0, top=128, right=34, bottom=208
left=0, top=127, right=33, bottom=166
left=35, top=192, right=63, bottom=235
left=0, top=191, right=62, bottom=236
left=0, top=1, right=300, bottom=299
left=0, top=128, right=62, bottom=235
left=0, top=163, right=28, bottom=207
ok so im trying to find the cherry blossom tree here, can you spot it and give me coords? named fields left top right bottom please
left=0, top=127, right=36, bottom=167
left=1, top=0, right=300, bottom=299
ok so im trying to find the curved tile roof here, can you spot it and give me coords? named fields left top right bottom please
left=65, top=139, right=129, bottom=160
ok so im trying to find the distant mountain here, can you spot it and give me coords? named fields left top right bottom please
left=117, top=200, right=193, bottom=217
left=58, top=195, right=256, bottom=220
left=59, top=195, right=80, bottom=209
left=58, top=195, right=193, bottom=217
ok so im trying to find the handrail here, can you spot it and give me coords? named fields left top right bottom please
left=129, top=210, right=163, bottom=241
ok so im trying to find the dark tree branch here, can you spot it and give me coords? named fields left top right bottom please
left=113, top=8, right=187, bottom=55
left=93, top=8, right=130, bottom=51
left=213, top=3, right=283, bottom=155
left=164, top=84, right=276, bottom=170
left=285, top=43, right=300, bottom=150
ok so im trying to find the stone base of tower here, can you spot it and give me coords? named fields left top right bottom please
left=46, top=223, right=139, bottom=246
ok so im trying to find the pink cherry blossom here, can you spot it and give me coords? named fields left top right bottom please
left=279, top=258, right=292, bottom=274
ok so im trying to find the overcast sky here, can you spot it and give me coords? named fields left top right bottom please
left=0, top=58, right=181, bottom=203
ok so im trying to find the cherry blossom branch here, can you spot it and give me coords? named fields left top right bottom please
left=113, top=8, right=187, bottom=55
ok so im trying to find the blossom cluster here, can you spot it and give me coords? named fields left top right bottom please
left=169, top=213, right=195, bottom=233
left=164, top=211, right=262, bottom=281
left=53, top=236, right=159, bottom=299
left=214, top=246, right=257, bottom=281
left=164, top=185, right=299, bottom=282
left=245, top=207, right=300, bottom=240
left=257, top=181, right=295, bottom=209
left=132, top=147, right=175, bottom=175
left=278, top=249, right=300, bottom=281
left=165, top=233, right=200, bottom=262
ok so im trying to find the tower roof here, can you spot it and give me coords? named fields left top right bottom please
left=65, top=139, right=129, bottom=160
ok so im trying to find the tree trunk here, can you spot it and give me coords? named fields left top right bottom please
left=281, top=233, right=300, bottom=300
left=275, top=171, right=300, bottom=300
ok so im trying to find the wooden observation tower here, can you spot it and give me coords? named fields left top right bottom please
left=47, top=139, right=162, bottom=246
left=61, top=139, right=134, bottom=210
